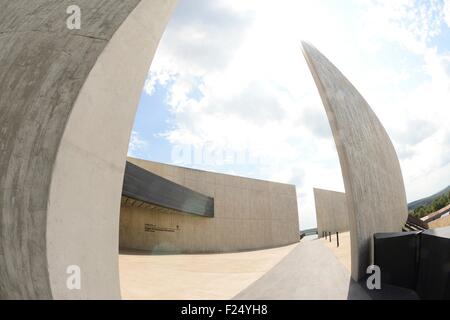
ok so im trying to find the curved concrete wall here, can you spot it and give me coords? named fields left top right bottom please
left=302, top=42, right=408, bottom=281
left=314, top=188, right=349, bottom=236
left=0, top=0, right=176, bottom=299
left=119, top=158, right=300, bottom=253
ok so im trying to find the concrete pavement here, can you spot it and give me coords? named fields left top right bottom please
left=233, top=235, right=370, bottom=300
left=119, top=244, right=298, bottom=300
left=120, top=235, right=372, bottom=300
left=119, top=234, right=418, bottom=300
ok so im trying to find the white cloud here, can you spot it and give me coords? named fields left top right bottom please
left=357, top=0, right=450, bottom=200
left=444, top=0, right=450, bottom=27
left=127, top=131, right=149, bottom=157
left=143, top=78, right=156, bottom=96
left=141, top=0, right=450, bottom=229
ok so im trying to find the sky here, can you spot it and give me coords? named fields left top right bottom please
left=128, top=0, right=450, bottom=230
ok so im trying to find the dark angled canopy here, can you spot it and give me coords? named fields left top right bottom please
left=122, top=161, right=214, bottom=217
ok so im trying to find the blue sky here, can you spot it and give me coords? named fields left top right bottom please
left=129, top=0, right=450, bottom=229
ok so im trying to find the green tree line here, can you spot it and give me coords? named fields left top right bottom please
left=410, top=191, right=450, bottom=219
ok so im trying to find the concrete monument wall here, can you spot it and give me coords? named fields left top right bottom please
left=0, top=0, right=177, bottom=299
left=120, top=158, right=300, bottom=253
left=302, top=42, right=408, bottom=281
left=314, top=188, right=349, bottom=237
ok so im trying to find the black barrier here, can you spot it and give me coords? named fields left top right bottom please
left=374, top=231, right=421, bottom=290
left=374, top=226, right=450, bottom=300
left=416, top=227, right=450, bottom=300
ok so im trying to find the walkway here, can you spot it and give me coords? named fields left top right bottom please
left=119, top=244, right=297, bottom=300
left=233, top=236, right=370, bottom=300
left=120, top=235, right=418, bottom=300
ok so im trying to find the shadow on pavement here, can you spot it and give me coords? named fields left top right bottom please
left=348, top=278, right=420, bottom=300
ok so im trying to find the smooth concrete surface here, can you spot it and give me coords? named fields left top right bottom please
left=233, top=236, right=371, bottom=300
left=120, top=158, right=300, bottom=253
left=119, top=244, right=298, bottom=300
left=314, top=188, right=349, bottom=237
left=302, top=42, right=408, bottom=281
left=0, top=1, right=177, bottom=299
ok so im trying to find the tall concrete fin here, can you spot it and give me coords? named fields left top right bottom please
left=0, top=0, right=177, bottom=299
left=302, top=42, right=408, bottom=281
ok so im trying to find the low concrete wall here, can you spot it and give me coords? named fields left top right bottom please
left=314, top=188, right=349, bottom=236
left=429, top=215, right=450, bottom=229
left=119, top=158, right=300, bottom=253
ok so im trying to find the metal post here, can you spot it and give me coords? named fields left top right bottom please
left=329, top=232, right=331, bottom=242
left=336, top=232, right=339, bottom=247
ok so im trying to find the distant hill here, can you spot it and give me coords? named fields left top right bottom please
left=408, top=185, right=450, bottom=211
left=299, top=228, right=318, bottom=240
left=300, top=228, right=318, bottom=237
